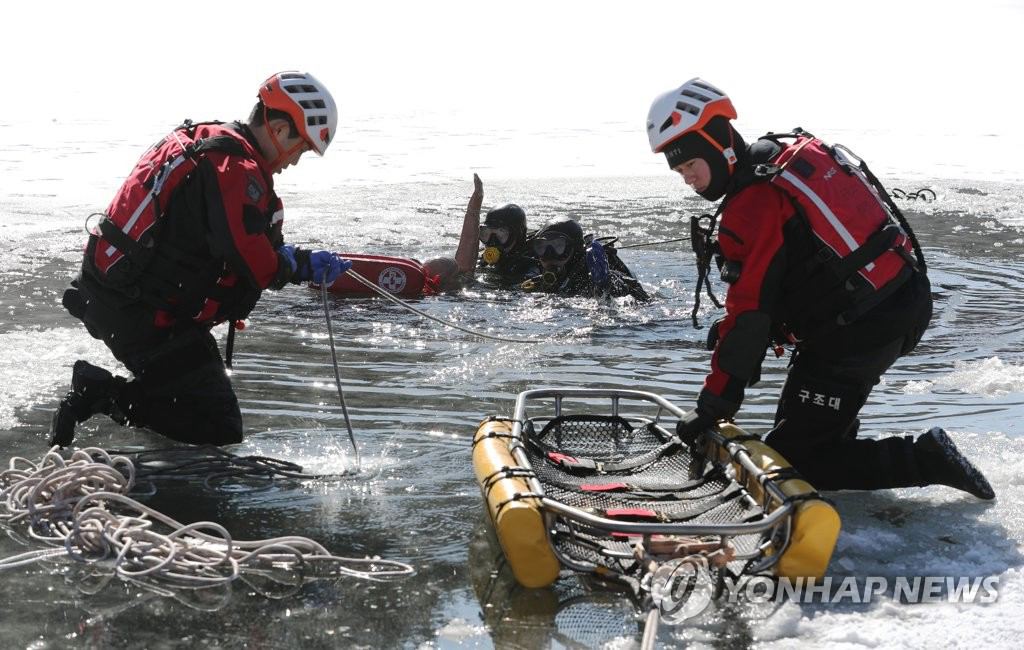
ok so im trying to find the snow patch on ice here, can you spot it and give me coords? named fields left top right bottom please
left=836, top=527, right=905, bottom=554
left=902, top=357, right=1024, bottom=397
left=757, top=569, right=1024, bottom=649
left=433, top=618, right=488, bottom=643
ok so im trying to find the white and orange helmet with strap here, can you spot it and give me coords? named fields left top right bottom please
left=646, top=78, right=737, bottom=162
left=259, top=71, right=338, bottom=156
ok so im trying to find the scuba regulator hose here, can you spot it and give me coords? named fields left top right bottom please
left=518, top=271, right=562, bottom=292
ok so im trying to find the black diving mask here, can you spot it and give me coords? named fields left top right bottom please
left=530, top=232, right=572, bottom=261
left=479, top=225, right=512, bottom=247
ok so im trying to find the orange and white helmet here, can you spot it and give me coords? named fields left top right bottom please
left=646, top=78, right=736, bottom=153
left=259, top=71, right=338, bottom=156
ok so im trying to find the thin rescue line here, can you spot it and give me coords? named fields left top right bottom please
left=321, top=276, right=361, bottom=469
left=341, top=269, right=541, bottom=344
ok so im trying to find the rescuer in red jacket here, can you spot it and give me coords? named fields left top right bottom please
left=648, top=78, right=993, bottom=499
left=51, top=71, right=350, bottom=448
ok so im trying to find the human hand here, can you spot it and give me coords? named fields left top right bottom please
left=472, top=173, right=483, bottom=198
left=278, top=244, right=300, bottom=278
left=308, top=251, right=352, bottom=285
left=675, top=407, right=717, bottom=445
left=280, top=246, right=352, bottom=284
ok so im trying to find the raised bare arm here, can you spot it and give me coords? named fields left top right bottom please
left=454, top=173, right=484, bottom=274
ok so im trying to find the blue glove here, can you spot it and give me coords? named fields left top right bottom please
left=585, top=240, right=610, bottom=288
left=278, top=245, right=352, bottom=284
left=308, top=250, right=351, bottom=285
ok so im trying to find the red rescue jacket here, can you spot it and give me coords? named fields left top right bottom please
left=701, top=134, right=917, bottom=415
left=83, top=121, right=285, bottom=329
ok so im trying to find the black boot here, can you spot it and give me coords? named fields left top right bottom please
left=914, top=427, right=995, bottom=500
left=48, top=361, right=121, bottom=447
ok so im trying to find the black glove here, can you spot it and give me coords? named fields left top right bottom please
left=675, top=408, right=718, bottom=446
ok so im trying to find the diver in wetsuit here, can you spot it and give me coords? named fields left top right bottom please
left=396, top=175, right=540, bottom=293
left=523, top=217, right=649, bottom=301
left=477, top=204, right=541, bottom=287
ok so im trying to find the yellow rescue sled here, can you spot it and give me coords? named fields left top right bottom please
left=472, top=388, right=840, bottom=594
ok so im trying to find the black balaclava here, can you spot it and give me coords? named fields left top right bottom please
left=483, top=204, right=528, bottom=253
left=662, top=116, right=747, bottom=201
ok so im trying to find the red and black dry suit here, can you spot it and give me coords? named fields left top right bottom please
left=697, top=137, right=933, bottom=490
left=63, top=121, right=298, bottom=445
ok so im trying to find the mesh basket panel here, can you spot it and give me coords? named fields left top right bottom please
left=523, top=414, right=774, bottom=578
left=526, top=416, right=740, bottom=516
left=529, top=447, right=704, bottom=493
left=534, top=416, right=670, bottom=462
left=552, top=598, right=640, bottom=648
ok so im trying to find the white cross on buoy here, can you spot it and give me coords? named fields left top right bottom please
left=378, top=267, right=407, bottom=293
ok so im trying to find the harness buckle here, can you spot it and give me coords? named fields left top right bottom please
left=815, top=247, right=837, bottom=263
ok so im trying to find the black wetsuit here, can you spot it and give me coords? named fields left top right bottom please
left=528, top=246, right=649, bottom=301
left=477, top=250, right=541, bottom=288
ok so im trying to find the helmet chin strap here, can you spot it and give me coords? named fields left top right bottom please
left=262, top=105, right=306, bottom=171
left=696, top=127, right=738, bottom=176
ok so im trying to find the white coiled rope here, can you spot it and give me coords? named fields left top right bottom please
left=0, top=447, right=415, bottom=586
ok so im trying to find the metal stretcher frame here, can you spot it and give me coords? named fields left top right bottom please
left=505, top=388, right=798, bottom=575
